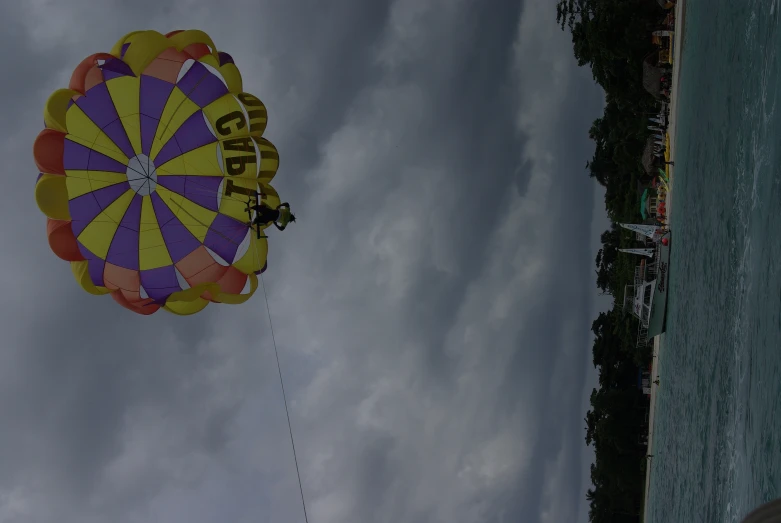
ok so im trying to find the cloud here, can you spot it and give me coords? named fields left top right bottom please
left=0, top=0, right=605, bottom=522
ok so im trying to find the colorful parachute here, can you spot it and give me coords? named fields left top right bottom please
left=33, top=30, right=284, bottom=316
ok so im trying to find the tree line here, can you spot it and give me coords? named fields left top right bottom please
left=556, top=0, right=673, bottom=521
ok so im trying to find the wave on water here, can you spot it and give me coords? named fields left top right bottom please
left=648, top=1, right=781, bottom=521
left=722, top=2, right=779, bottom=519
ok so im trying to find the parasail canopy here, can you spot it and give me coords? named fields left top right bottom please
left=33, top=29, right=286, bottom=316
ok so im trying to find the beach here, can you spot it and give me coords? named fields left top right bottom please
left=642, top=0, right=686, bottom=519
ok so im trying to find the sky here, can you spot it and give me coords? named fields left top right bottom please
left=0, top=0, right=608, bottom=522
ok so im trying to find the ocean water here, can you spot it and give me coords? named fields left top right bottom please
left=646, top=1, right=781, bottom=522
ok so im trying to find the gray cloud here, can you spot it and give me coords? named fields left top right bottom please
left=0, top=0, right=605, bottom=521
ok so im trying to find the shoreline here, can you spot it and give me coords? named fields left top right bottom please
left=642, top=0, right=686, bottom=520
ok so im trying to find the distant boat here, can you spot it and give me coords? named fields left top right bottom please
left=619, top=248, right=656, bottom=257
left=621, top=229, right=671, bottom=346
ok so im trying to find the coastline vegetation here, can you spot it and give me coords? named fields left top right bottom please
left=556, top=0, right=675, bottom=520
